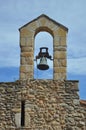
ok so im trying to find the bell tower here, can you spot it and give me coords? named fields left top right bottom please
left=19, top=14, right=68, bottom=80
left=0, top=14, right=85, bottom=130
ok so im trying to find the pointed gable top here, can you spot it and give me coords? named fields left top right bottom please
left=19, top=14, right=68, bottom=32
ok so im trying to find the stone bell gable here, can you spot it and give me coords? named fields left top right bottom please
left=0, top=14, right=86, bottom=130
left=19, top=14, right=68, bottom=80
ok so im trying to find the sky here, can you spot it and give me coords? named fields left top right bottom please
left=0, top=0, right=86, bottom=99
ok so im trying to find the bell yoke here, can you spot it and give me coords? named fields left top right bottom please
left=35, top=47, right=52, bottom=70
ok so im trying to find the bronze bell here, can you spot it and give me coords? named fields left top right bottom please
left=37, top=57, right=49, bottom=70
left=35, top=47, right=52, bottom=71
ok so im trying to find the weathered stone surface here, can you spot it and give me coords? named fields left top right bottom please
left=54, top=51, right=66, bottom=59
left=0, top=15, right=86, bottom=130
left=54, top=72, right=66, bottom=80
left=58, top=28, right=67, bottom=36
left=0, top=80, right=85, bottom=129
left=21, top=47, right=33, bottom=52
left=19, top=15, right=67, bottom=80
left=20, top=28, right=34, bottom=37
left=54, top=67, right=66, bottom=73
left=21, top=52, right=33, bottom=57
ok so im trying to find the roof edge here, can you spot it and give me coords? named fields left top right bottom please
left=80, top=100, right=86, bottom=106
left=19, top=14, right=68, bottom=32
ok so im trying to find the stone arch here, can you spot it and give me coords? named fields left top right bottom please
left=34, top=31, right=53, bottom=79
left=34, top=26, right=54, bottom=38
left=19, top=14, right=68, bottom=80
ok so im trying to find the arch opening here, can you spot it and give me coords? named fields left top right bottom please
left=34, top=31, right=53, bottom=79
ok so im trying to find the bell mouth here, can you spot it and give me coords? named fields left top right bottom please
left=37, top=64, right=49, bottom=70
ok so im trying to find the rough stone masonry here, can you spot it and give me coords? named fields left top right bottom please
left=0, top=14, right=86, bottom=130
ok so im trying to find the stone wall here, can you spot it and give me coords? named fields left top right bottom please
left=0, top=14, right=85, bottom=130
left=80, top=100, right=86, bottom=129
left=0, top=80, right=85, bottom=130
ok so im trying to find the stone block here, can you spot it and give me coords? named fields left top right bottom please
left=20, top=37, right=26, bottom=46
left=54, top=59, right=66, bottom=67
left=61, top=59, right=66, bottom=67
left=54, top=73, right=66, bottom=80
left=15, top=113, right=21, bottom=127
left=54, top=46, right=66, bottom=51
left=25, top=65, right=33, bottom=72
left=58, top=28, right=66, bottom=36
left=20, top=72, right=25, bottom=79
left=53, top=36, right=60, bottom=46
left=54, top=29, right=59, bottom=36
left=54, top=73, right=61, bottom=80
left=26, top=57, right=33, bottom=65
left=20, top=65, right=33, bottom=80
left=54, top=51, right=66, bottom=59
left=21, top=52, right=33, bottom=57
left=20, top=37, right=34, bottom=47
left=25, top=111, right=30, bottom=127
left=26, top=72, right=33, bottom=80
left=20, top=28, right=34, bottom=37
left=54, top=59, right=60, bottom=67
left=21, top=47, right=33, bottom=52
left=39, top=17, right=48, bottom=26
left=20, top=57, right=25, bottom=64
left=27, top=22, right=38, bottom=31
left=21, top=55, right=33, bottom=65
left=49, top=23, right=59, bottom=31
left=20, top=66, right=26, bottom=73
left=54, top=67, right=66, bottom=73
left=60, top=37, right=66, bottom=46
left=73, top=99, right=79, bottom=105
left=71, top=82, right=79, bottom=91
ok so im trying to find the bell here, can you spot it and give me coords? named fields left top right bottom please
left=37, top=57, right=49, bottom=70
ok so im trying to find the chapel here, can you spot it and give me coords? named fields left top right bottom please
left=0, top=14, right=86, bottom=130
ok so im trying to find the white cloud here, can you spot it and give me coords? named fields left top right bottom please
left=0, top=0, right=86, bottom=75
left=67, top=57, right=86, bottom=75
left=67, top=41, right=86, bottom=58
left=0, top=47, right=20, bottom=67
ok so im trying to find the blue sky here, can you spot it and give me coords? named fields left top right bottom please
left=0, top=0, right=86, bottom=99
